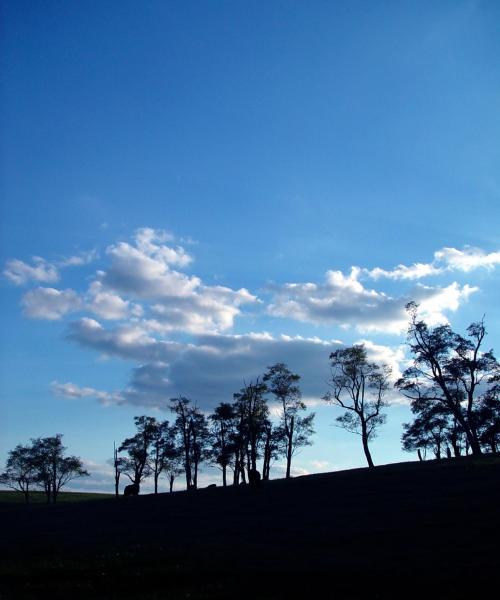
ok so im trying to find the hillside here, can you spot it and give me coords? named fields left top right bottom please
left=1, top=456, right=499, bottom=599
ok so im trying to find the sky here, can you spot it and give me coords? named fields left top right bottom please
left=1, top=0, right=499, bottom=492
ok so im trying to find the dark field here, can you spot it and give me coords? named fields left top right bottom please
left=0, top=491, right=114, bottom=504
left=1, top=456, right=499, bottom=599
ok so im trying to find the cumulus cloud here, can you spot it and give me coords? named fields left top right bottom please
left=101, top=229, right=197, bottom=299
left=63, top=321, right=408, bottom=410
left=4, top=257, right=59, bottom=285
left=146, top=285, right=257, bottom=334
left=21, top=287, right=82, bottom=320
left=97, top=228, right=257, bottom=332
left=366, top=245, right=500, bottom=280
left=268, top=267, right=476, bottom=333
left=86, top=281, right=143, bottom=321
left=67, top=318, right=183, bottom=363
left=64, top=327, right=343, bottom=408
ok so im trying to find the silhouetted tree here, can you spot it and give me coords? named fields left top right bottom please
left=165, top=448, right=184, bottom=493
left=233, top=378, right=269, bottom=480
left=264, top=362, right=315, bottom=478
left=148, top=419, right=177, bottom=494
left=402, top=400, right=450, bottom=460
left=476, top=388, right=500, bottom=453
left=170, top=397, right=209, bottom=490
left=189, top=410, right=210, bottom=489
left=396, top=303, right=499, bottom=456
left=0, top=443, right=38, bottom=503
left=30, top=435, right=89, bottom=503
left=324, top=345, right=391, bottom=468
left=113, top=442, right=125, bottom=497
left=119, top=416, right=157, bottom=489
left=209, top=403, right=237, bottom=486
left=261, top=420, right=284, bottom=481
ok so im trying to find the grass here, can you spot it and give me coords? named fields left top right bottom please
left=0, top=490, right=114, bottom=505
left=1, top=455, right=499, bottom=599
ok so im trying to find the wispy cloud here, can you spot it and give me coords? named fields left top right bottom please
left=4, top=249, right=98, bottom=286
left=365, top=246, right=500, bottom=280
left=4, top=257, right=59, bottom=285
left=51, top=381, right=124, bottom=406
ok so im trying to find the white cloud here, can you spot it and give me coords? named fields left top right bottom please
left=4, top=250, right=97, bottom=286
left=58, top=249, right=98, bottom=267
left=51, top=381, right=124, bottom=406
left=365, top=245, right=500, bottom=281
left=268, top=267, right=477, bottom=334
left=367, top=263, right=442, bottom=280
left=353, top=339, right=405, bottom=380
left=147, top=285, right=257, bottom=334
left=21, top=287, right=82, bottom=320
left=86, top=281, right=143, bottom=321
left=98, top=228, right=257, bottom=332
left=434, top=246, right=500, bottom=272
left=67, top=318, right=184, bottom=363
left=4, top=257, right=59, bottom=285
left=415, top=281, right=478, bottom=325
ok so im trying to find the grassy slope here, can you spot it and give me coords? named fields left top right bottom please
left=1, top=456, right=499, bottom=599
left=0, top=491, right=114, bottom=504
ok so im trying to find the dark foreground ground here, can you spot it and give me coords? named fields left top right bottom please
left=1, top=456, right=499, bottom=599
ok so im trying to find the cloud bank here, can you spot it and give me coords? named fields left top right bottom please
left=4, top=228, right=499, bottom=411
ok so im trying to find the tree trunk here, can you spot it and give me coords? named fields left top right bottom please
left=417, top=449, right=423, bottom=462
left=154, top=473, right=159, bottom=494
left=193, top=459, right=198, bottom=490
left=233, top=455, right=240, bottom=485
left=453, top=409, right=482, bottom=456
left=361, top=422, right=374, bottom=468
left=222, top=465, right=227, bottom=487
left=169, top=474, right=174, bottom=493
left=286, top=416, right=294, bottom=479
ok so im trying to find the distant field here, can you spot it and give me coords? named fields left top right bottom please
left=0, top=490, right=114, bottom=504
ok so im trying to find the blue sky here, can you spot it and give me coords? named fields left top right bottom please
left=1, top=1, right=499, bottom=491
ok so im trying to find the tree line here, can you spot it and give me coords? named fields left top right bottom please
left=114, top=362, right=316, bottom=495
left=2, top=303, right=499, bottom=501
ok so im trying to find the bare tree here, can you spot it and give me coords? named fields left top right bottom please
left=113, top=442, right=125, bottom=497
left=324, top=345, right=391, bottom=468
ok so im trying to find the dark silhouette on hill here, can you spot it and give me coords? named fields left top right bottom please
left=0, top=435, right=88, bottom=504
left=324, top=344, right=390, bottom=467
left=123, top=483, right=139, bottom=496
left=1, top=456, right=499, bottom=599
left=397, top=303, right=499, bottom=456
